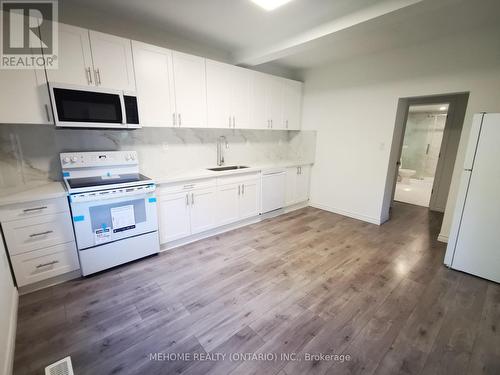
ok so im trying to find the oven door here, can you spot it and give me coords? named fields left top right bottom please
left=70, top=190, right=158, bottom=250
left=49, top=83, right=128, bottom=128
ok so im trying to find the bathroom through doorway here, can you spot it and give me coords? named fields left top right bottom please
left=395, top=103, right=449, bottom=208
left=382, top=92, right=469, bottom=224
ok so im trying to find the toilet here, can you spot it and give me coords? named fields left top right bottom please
left=399, top=168, right=416, bottom=184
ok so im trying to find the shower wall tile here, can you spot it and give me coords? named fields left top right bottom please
left=0, top=125, right=317, bottom=188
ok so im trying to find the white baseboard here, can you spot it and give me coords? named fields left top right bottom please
left=309, top=202, right=382, bottom=225
left=437, top=234, right=449, bottom=243
left=18, top=269, right=81, bottom=296
left=3, top=288, right=18, bottom=375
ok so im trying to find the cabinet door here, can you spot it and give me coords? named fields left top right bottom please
left=249, top=72, right=268, bottom=129
left=46, top=23, right=93, bottom=86
left=132, top=41, right=175, bottom=127
left=89, top=31, right=136, bottom=91
left=206, top=60, right=232, bottom=128
left=216, top=183, right=240, bottom=226
left=158, top=192, right=191, bottom=243
left=296, top=165, right=311, bottom=203
left=266, top=76, right=284, bottom=129
left=230, top=66, right=251, bottom=129
left=172, top=51, right=207, bottom=128
left=190, top=187, right=216, bottom=234
left=0, top=69, right=52, bottom=124
left=239, top=179, right=261, bottom=219
left=285, top=167, right=298, bottom=206
left=282, top=80, right=302, bottom=130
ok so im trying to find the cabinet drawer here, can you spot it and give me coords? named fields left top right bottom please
left=158, top=178, right=216, bottom=195
left=11, top=242, right=79, bottom=287
left=216, top=172, right=260, bottom=186
left=2, top=212, right=75, bottom=255
left=0, top=197, right=69, bottom=222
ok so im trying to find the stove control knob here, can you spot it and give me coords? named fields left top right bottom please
left=130, top=154, right=136, bottom=161
left=125, top=154, right=131, bottom=161
left=62, top=156, right=70, bottom=164
left=70, top=156, right=77, bottom=163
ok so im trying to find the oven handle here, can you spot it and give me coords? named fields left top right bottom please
left=70, top=189, right=156, bottom=203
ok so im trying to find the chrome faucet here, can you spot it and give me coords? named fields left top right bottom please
left=217, top=136, right=228, bottom=166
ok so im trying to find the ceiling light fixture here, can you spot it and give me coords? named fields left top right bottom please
left=439, top=106, right=447, bottom=111
left=251, top=0, right=294, bottom=11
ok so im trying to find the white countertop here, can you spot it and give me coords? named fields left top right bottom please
left=152, top=160, right=313, bottom=185
left=0, top=181, right=67, bottom=206
left=0, top=161, right=313, bottom=205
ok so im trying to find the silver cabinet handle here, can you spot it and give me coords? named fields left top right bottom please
left=271, top=119, right=273, bottom=128
left=23, top=206, right=47, bottom=213
left=300, top=166, right=302, bottom=174
left=86, top=67, right=93, bottom=84
left=44, top=104, right=51, bottom=122
left=178, top=113, right=181, bottom=126
left=238, top=185, right=241, bottom=195
left=94, top=68, right=101, bottom=85
left=191, top=192, right=194, bottom=205
left=186, top=193, right=189, bottom=206
left=173, top=113, right=177, bottom=126
left=242, top=184, right=245, bottom=195
left=36, top=260, right=59, bottom=269
left=183, top=184, right=194, bottom=190
left=29, top=230, right=53, bottom=238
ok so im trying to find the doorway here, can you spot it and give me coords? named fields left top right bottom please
left=381, top=92, right=469, bottom=224
left=395, top=103, right=449, bottom=208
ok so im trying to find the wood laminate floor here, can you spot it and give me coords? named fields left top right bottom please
left=14, top=203, right=500, bottom=375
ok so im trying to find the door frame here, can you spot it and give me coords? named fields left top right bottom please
left=382, top=92, right=469, bottom=221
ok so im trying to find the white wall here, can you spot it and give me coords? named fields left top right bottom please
left=0, top=235, right=17, bottom=375
left=300, top=25, right=500, bottom=235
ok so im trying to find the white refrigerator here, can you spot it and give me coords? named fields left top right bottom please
left=444, top=113, right=500, bottom=283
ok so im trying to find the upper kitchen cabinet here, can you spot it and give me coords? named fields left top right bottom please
left=132, top=41, right=175, bottom=127
left=46, top=23, right=135, bottom=91
left=250, top=72, right=302, bottom=130
left=45, top=23, right=93, bottom=86
left=88, top=31, right=136, bottom=91
left=206, top=60, right=250, bottom=129
left=172, top=51, right=207, bottom=128
left=0, top=65, right=52, bottom=124
left=282, top=79, right=303, bottom=130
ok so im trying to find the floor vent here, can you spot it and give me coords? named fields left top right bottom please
left=45, top=357, right=74, bottom=375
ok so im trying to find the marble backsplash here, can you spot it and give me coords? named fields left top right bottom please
left=0, top=125, right=316, bottom=188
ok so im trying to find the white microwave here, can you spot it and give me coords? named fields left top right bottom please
left=48, top=83, right=140, bottom=129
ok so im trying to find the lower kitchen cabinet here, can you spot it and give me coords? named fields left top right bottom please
left=158, top=181, right=216, bottom=243
left=216, top=173, right=261, bottom=226
left=285, top=165, right=311, bottom=206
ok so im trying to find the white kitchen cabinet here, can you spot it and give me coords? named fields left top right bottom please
left=132, top=41, right=175, bottom=127
left=206, top=61, right=251, bottom=129
left=189, top=188, right=216, bottom=234
left=282, top=79, right=302, bottom=130
left=158, top=191, right=191, bottom=243
left=88, top=30, right=136, bottom=91
left=172, top=51, right=207, bottom=128
left=285, top=165, right=311, bottom=206
left=216, top=174, right=261, bottom=226
left=239, top=179, right=260, bottom=219
left=46, top=23, right=93, bottom=86
left=266, top=76, right=284, bottom=129
left=216, top=183, right=240, bottom=226
left=46, top=23, right=135, bottom=91
left=158, top=180, right=217, bottom=243
left=249, top=72, right=269, bottom=129
left=0, top=68, right=52, bottom=124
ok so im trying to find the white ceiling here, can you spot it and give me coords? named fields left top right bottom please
left=62, top=0, right=500, bottom=72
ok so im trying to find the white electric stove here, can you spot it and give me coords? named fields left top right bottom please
left=61, top=151, right=159, bottom=276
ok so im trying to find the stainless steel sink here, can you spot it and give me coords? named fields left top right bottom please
left=207, top=165, right=249, bottom=172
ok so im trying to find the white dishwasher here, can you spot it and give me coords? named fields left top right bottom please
left=261, top=168, right=286, bottom=213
